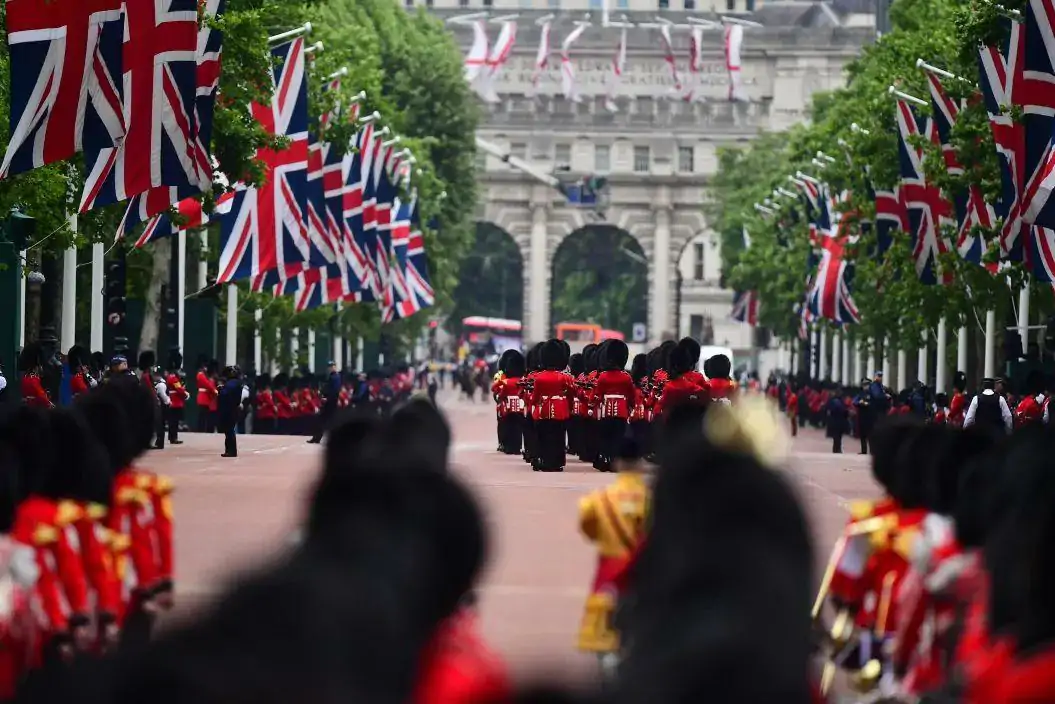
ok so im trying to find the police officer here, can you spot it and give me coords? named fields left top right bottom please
left=963, top=377, right=1013, bottom=435
left=309, top=361, right=341, bottom=444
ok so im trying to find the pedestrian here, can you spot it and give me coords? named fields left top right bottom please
left=152, top=361, right=172, bottom=450
left=825, top=389, right=851, bottom=453
left=309, top=361, right=341, bottom=444
left=963, top=377, right=1013, bottom=435
left=217, top=367, right=243, bottom=458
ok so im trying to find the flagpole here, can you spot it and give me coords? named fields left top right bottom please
left=272, top=327, right=280, bottom=375
left=177, top=231, right=187, bottom=356
left=831, top=331, right=841, bottom=384
left=853, top=339, right=863, bottom=385
left=292, top=328, right=300, bottom=368
left=198, top=230, right=208, bottom=289
left=896, top=348, right=907, bottom=390
left=918, top=328, right=929, bottom=384
left=356, top=336, right=364, bottom=372
left=90, top=243, right=104, bottom=352
left=957, top=326, right=968, bottom=377
left=333, top=302, right=344, bottom=369
left=881, top=337, right=891, bottom=385
left=818, top=328, right=828, bottom=380
left=253, top=308, right=263, bottom=373
left=308, top=329, right=317, bottom=373
left=842, top=335, right=850, bottom=383
left=936, top=318, right=947, bottom=393
left=61, top=232, right=77, bottom=353
left=17, top=248, right=25, bottom=350
left=1012, top=282, right=1029, bottom=358
left=225, top=285, right=238, bottom=366
left=984, top=310, right=997, bottom=378
left=867, top=341, right=876, bottom=382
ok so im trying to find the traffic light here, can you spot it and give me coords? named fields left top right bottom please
left=105, top=247, right=129, bottom=354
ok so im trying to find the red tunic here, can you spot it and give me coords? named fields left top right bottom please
left=75, top=503, right=121, bottom=618
left=530, top=371, right=572, bottom=421
left=196, top=370, right=217, bottom=408
left=708, top=377, right=736, bottom=401
left=1015, top=395, right=1045, bottom=427
left=495, top=377, right=524, bottom=417
left=70, top=371, right=90, bottom=397
left=415, top=610, right=510, bottom=704
left=948, top=391, right=967, bottom=426
left=20, top=374, right=51, bottom=408
left=595, top=370, right=635, bottom=420
left=256, top=389, right=277, bottom=420
left=166, top=373, right=189, bottom=409
left=274, top=390, right=294, bottom=419
left=656, top=375, right=706, bottom=415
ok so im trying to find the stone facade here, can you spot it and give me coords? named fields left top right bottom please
left=430, top=5, right=873, bottom=345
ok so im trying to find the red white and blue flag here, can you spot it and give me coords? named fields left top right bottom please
left=79, top=0, right=201, bottom=213
left=1, top=0, right=124, bottom=178
left=1021, top=0, right=1055, bottom=231
left=923, top=71, right=997, bottom=269
left=730, top=290, right=759, bottom=326
left=806, top=186, right=860, bottom=324
left=895, top=99, right=955, bottom=285
left=117, top=0, right=226, bottom=237
left=217, top=38, right=313, bottom=285
left=131, top=189, right=234, bottom=248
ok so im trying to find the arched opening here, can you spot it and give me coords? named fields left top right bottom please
left=550, top=224, right=648, bottom=339
left=448, top=222, right=525, bottom=336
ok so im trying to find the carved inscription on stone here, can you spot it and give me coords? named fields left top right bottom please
left=493, top=56, right=766, bottom=98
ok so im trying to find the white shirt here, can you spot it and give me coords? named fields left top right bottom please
left=155, top=379, right=172, bottom=406
left=240, top=385, right=250, bottom=403
left=0, top=373, right=6, bottom=394
left=962, top=390, right=1012, bottom=432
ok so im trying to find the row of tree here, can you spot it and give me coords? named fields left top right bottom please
left=0, top=0, right=479, bottom=361
left=709, top=0, right=1043, bottom=374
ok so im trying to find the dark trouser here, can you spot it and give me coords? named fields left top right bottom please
left=255, top=417, right=276, bottom=435
left=196, top=406, right=211, bottom=432
left=536, top=419, right=566, bottom=471
left=630, top=420, right=649, bottom=455
left=580, top=418, right=599, bottom=463
left=119, top=592, right=156, bottom=651
left=566, top=416, right=581, bottom=455
left=832, top=433, right=843, bottom=454
left=500, top=414, right=523, bottom=455
left=223, top=427, right=237, bottom=456
left=311, top=401, right=338, bottom=442
left=598, top=417, right=627, bottom=470
left=154, top=405, right=166, bottom=448
left=428, top=385, right=437, bottom=404
left=167, top=406, right=182, bottom=443
left=859, top=415, right=874, bottom=454
left=522, top=416, right=537, bottom=463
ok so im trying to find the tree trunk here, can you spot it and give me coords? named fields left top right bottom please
left=139, top=244, right=171, bottom=355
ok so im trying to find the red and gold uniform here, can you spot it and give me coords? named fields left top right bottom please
left=529, top=368, right=572, bottom=471
left=948, top=390, right=968, bottom=426
left=577, top=468, right=649, bottom=655
left=196, top=369, right=218, bottom=410
left=20, top=373, right=52, bottom=408
left=108, top=469, right=159, bottom=620
left=75, top=501, right=121, bottom=625
left=1014, top=393, right=1045, bottom=427
left=708, top=377, right=737, bottom=402
left=0, top=537, right=39, bottom=698
left=70, top=369, right=91, bottom=397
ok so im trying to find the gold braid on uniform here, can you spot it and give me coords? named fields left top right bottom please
left=703, top=395, right=792, bottom=469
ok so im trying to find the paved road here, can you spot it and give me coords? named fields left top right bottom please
left=152, top=391, right=879, bottom=684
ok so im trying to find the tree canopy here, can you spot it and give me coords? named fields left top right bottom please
left=710, top=0, right=1037, bottom=365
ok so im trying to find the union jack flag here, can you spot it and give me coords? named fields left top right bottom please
left=730, top=290, right=759, bottom=325
left=131, top=189, right=234, bottom=248
left=217, top=38, right=314, bottom=285
left=806, top=186, right=861, bottom=324
left=345, top=125, right=386, bottom=301
left=381, top=195, right=415, bottom=323
left=1, top=0, right=124, bottom=178
left=117, top=0, right=226, bottom=236
left=923, top=72, right=997, bottom=269
left=1021, top=0, right=1055, bottom=230
left=399, top=204, right=436, bottom=317
left=872, top=180, right=907, bottom=259
left=978, top=20, right=1026, bottom=260
left=80, top=0, right=201, bottom=213
left=895, top=99, right=955, bottom=285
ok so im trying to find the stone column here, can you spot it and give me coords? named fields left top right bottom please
left=651, top=203, right=672, bottom=344
left=528, top=204, right=549, bottom=344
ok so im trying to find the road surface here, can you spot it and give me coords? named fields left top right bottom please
left=154, top=391, right=879, bottom=684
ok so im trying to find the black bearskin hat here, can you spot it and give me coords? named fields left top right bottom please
left=47, top=407, right=111, bottom=506
left=90, top=351, right=105, bottom=373
left=0, top=406, right=55, bottom=500
left=168, top=348, right=184, bottom=371
left=0, top=432, right=20, bottom=534
left=646, top=347, right=662, bottom=376
left=503, top=349, right=526, bottom=378
left=558, top=339, right=571, bottom=364
left=102, top=375, right=159, bottom=457
left=668, top=344, right=694, bottom=377
left=581, top=344, right=598, bottom=373
left=196, top=352, right=209, bottom=369
left=529, top=342, right=545, bottom=372
left=602, top=339, right=629, bottom=371
left=657, top=340, right=677, bottom=373
left=75, top=388, right=135, bottom=476
left=708, top=353, right=732, bottom=380
left=868, top=416, right=923, bottom=496
left=595, top=340, right=612, bottom=370
left=138, top=350, right=156, bottom=370
left=568, top=353, right=585, bottom=377
left=540, top=340, right=566, bottom=371
left=1026, top=368, right=1046, bottom=396
left=256, top=374, right=272, bottom=389
left=926, top=426, right=997, bottom=516
left=206, top=358, right=219, bottom=375
left=274, top=373, right=289, bottom=388
left=678, top=337, right=702, bottom=368
left=630, top=353, right=648, bottom=383
left=621, top=416, right=813, bottom=702
left=66, top=344, right=86, bottom=369
left=498, top=349, right=516, bottom=376
left=889, top=421, right=943, bottom=509
left=17, top=342, right=43, bottom=373
left=953, top=370, right=967, bottom=392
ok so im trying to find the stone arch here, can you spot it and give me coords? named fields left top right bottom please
left=549, top=223, right=649, bottom=340
left=449, top=222, right=526, bottom=335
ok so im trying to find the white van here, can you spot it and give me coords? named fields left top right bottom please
left=698, top=345, right=734, bottom=378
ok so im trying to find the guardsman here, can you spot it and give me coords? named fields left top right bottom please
left=529, top=340, right=572, bottom=472
left=575, top=344, right=598, bottom=465
left=948, top=371, right=968, bottom=427
left=786, top=382, right=800, bottom=436
left=566, top=353, right=586, bottom=457
left=273, top=373, right=294, bottom=434
left=576, top=429, right=649, bottom=684
left=254, top=375, right=277, bottom=435
left=494, top=350, right=526, bottom=456
left=656, top=344, right=707, bottom=417
left=1013, top=370, right=1046, bottom=428
left=594, top=340, right=635, bottom=472
left=628, top=354, right=649, bottom=453
left=519, top=344, right=543, bottom=469
left=705, top=353, right=736, bottom=402
left=67, top=345, right=93, bottom=398
left=165, top=350, right=189, bottom=445
left=677, top=338, right=708, bottom=391
left=18, top=343, right=52, bottom=408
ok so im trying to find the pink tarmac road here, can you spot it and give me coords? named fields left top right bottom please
left=153, top=391, right=879, bottom=685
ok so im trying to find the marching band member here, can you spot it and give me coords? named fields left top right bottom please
left=494, top=350, right=526, bottom=456
left=576, top=429, right=650, bottom=684
left=948, top=371, right=969, bottom=427
left=18, top=343, right=52, bottom=409
left=594, top=340, right=634, bottom=472
left=164, top=350, right=189, bottom=445
left=566, top=353, right=586, bottom=458
left=529, top=340, right=572, bottom=472
left=628, top=354, right=650, bottom=454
